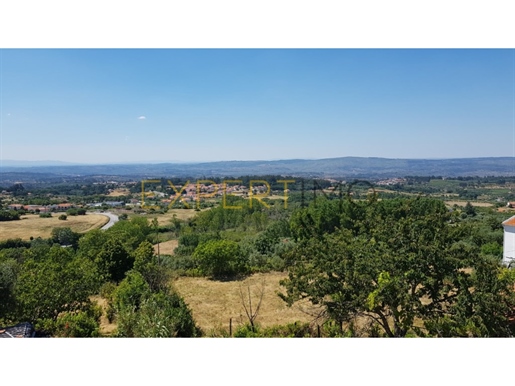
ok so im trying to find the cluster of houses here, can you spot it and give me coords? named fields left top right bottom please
left=6, top=201, right=126, bottom=213
left=152, top=183, right=270, bottom=204
left=86, top=201, right=125, bottom=208
left=7, top=203, right=75, bottom=213
left=376, top=178, right=406, bottom=186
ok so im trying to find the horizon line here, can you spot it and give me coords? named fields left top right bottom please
left=2, top=155, right=515, bottom=167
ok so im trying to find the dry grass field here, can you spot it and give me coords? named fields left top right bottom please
left=107, top=188, right=131, bottom=197
left=0, top=213, right=109, bottom=240
left=140, top=208, right=200, bottom=226
left=154, top=239, right=178, bottom=255
left=172, top=272, right=321, bottom=334
left=92, top=271, right=321, bottom=337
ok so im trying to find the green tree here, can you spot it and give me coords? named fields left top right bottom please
left=106, top=217, right=152, bottom=252
left=40, top=303, right=102, bottom=337
left=280, top=197, right=515, bottom=337
left=95, top=238, right=134, bottom=282
left=0, top=210, right=21, bottom=222
left=0, top=258, right=17, bottom=323
left=112, top=270, right=198, bottom=337
left=78, top=229, right=108, bottom=261
left=193, top=239, right=244, bottom=278
left=14, top=246, right=99, bottom=325
left=113, top=270, right=150, bottom=313
left=464, top=201, right=476, bottom=216
left=51, top=227, right=80, bottom=246
left=133, top=241, right=168, bottom=292
left=116, top=288, right=199, bottom=337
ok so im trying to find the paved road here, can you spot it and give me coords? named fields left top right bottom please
left=88, top=211, right=119, bottom=230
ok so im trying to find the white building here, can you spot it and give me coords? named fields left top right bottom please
left=502, top=215, right=515, bottom=266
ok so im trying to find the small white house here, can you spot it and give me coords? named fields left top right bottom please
left=502, top=215, right=515, bottom=266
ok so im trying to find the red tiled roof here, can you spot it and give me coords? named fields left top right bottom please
left=502, top=216, right=515, bottom=227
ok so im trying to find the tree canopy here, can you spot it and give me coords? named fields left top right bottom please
left=280, top=197, right=515, bottom=337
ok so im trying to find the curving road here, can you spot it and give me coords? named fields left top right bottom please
left=87, top=211, right=119, bottom=230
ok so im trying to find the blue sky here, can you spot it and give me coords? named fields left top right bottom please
left=0, top=49, right=514, bottom=164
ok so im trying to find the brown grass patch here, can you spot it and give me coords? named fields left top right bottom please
left=0, top=213, right=109, bottom=241
left=140, top=209, right=199, bottom=226
left=154, top=239, right=178, bottom=255
left=173, top=272, right=321, bottom=334
left=91, top=295, right=117, bottom=336
left=107, top=188, right=130, bottom=197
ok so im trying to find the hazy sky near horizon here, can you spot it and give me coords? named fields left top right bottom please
left=0, top=49, right=514, bottom=164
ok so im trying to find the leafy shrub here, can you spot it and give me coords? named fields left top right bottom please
left=115, top=288, right=199, bottom=337
left=99, top=281, right=117, bottom=301
left=262, top=322, right=314, bottom=337
left=266, top=255, right=285, bottom=271
left=163, top=255, right=196, bottom=271
left=178, top=233, right=199, bottom=248
left=0, top=238, right=31, bottom=250
left=58, top=214, right=67, bottom=220
left=233, top=323, right=262, bottom=337
left=233, top=322, right=314, bottom=337
left=193, top=239, right=245, bottom=278
left=39, top=213, right=52, bottom=218
left=247, top=251, right=268, bottom=269
left=173, top=244, right=196, bottom=257
left=481, top=242, right=503, bottom=259
left=66, top=208, right=79, bottom=216
left=51, top=227, right=80, bottom=246
left=40, top=304, right=102, bottom=337
left=0, top=210, right=20, bottom=222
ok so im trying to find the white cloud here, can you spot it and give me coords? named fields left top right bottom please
left=138, top=116, right=146, bottom=120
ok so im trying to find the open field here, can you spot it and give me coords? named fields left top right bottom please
left=154, top=239, right=178, bottom=255
left=173, top=272, right=322, bottom=334
left=139, top=208, right=204, bottom=226
left=497, top=207, right=515, bottom=213
left=0, top=213, right=109, bottom=240
left=107, top=188, right=130, bottom=197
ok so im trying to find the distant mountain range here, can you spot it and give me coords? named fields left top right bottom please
left=0, top=160, right=81, bottom=167
left=1, top=157, right=515, bottom=181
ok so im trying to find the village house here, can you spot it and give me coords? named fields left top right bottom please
left=104, top=201, right=125, bottom=207
left=51, top=203, right=75, bottom=211
left=0, top=322, right=35, bottom=338
left=24, top=205, right=51, bottom=213
left=502, top=215, right=515, bottom=267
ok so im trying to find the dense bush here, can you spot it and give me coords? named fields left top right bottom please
left=0, top=239, right=31, bottom=250
left=0, top=210, right=20, bottom=222
left=233, top=322, right=314, bottom=337
left=113, top=271, right=198, bottom=337
left=66, top=208, right=79, bottom=216
left=40, top=304, right=102, bottom=337
left=193, top=239, right=245, bottom=278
